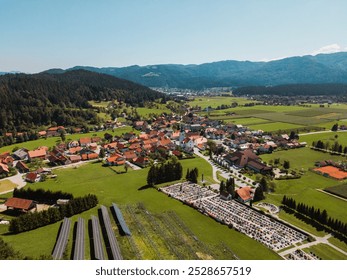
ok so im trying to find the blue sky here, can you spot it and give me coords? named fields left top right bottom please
left=1, top=0, right=347, bottom=72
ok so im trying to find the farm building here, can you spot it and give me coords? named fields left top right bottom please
left=5, top=197, right=36, bottom=212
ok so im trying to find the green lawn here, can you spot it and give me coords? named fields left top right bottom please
left=303, top=243, right=347, bottom=260
left=136, top=107, right=170, bottom=117
left=0, top=180, right=18, bottom=193
left=0, top=158, right=279, bottom=260
left=328, top=237, right=347, bottom=253
left=188, top=96, right=249, bottom=109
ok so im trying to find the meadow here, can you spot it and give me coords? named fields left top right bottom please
left=0, top=158, right=280, bottom=260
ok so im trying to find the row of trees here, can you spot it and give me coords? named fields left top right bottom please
left=186, top=168, right=199, bottom=184
left=0, top=238, right=22, bottom=260
left=13, top=188, right=73, bottom=204
left=219, top=177, right=235, bottom=197
left=9, top=194, right=98, bottom=233
left=146, top=157, right=183, bottom=186
left=282, top=196, right=347, bottom=237
left=312, top=140, right=347, bottom=154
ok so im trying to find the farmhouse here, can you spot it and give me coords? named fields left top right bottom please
left=15, top=161, right=29, bottom=173
left=235, top=187, right=253, bottom=203
left=5, top=197, right=36, bottom=212
left=28, top=147, right=47, bottom=161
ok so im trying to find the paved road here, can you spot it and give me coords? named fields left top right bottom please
left=299, top=130, right=347, bottom=136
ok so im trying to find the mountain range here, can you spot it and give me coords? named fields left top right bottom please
left=40, top=52, right=347, bottom=89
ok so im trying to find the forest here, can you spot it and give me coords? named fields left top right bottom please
left=0, top=70, right=167, bottom=134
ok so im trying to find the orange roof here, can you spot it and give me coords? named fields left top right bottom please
left=80, top=137, right=92, bottom=145
left=5, top=197, right=34, bottom=210
left=236, top=187, right=252, bottom=201
left=87, top=153, right=99, bottom=160
left=38, top=131, right=47, bottom=136
left=28, top=148, right=47, bottom=158
left=69, top=147, right=82, bottom=154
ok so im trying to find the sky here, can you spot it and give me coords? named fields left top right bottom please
left=1, top=0, right=347, bottom=73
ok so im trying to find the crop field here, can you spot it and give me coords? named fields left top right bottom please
left=0, top=158, right=279, bottom=260
left=324, top=184, right=347, bottom=199
left=136, top=107, right=171, bottom=117
left=188, top=96, right=249, bottom=109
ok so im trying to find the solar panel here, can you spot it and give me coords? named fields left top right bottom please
left=91, top=215, right=105, bottom=260
left=112, top=203, right=131, bottom=236
left=100, top=205, right=123, bottom=260
left=73, top=217, right=85, bottom=260
left=52, top=217, right=71, bottom=260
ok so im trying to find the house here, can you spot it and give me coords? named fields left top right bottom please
left=0, top=162, right=9, bottom=175
left=1, top=156, right=14, bottom=167
left=134, top=121, right=148, bottom=130
left=16, top=161, right=30, bottom=173
left=79, top=137, right=92, bottom=147
left=26, top=172, right=41, bottom=183
left=68, top=155, right=82, bottom=163
left=28, top=148, right=47, bottom=161
left=133, top=157, right=149, bottom=168
left=235, top=187, right=253, bottom=203
left=181, top=137, right=194, bottom=152
left=81, top=153, right=99, bottom=161
left=106, top=154, right=125, bottom=166
left=46, top=126, right=64, bottom=137
left=12, top=148, right=29, bottom=161
left=123, top=150, right=137, bottom=161
left=5, top=197, right=36, bottom=212
left=68, top=140, right=80, bottom=148
left=247, top=160, right=272, bottom=174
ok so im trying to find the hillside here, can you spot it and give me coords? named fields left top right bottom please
left=56, top=52, right=347, bottom=89
left=0, top=70, right=166, bottom=133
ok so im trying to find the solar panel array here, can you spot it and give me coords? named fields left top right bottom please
left=73, top=217, right=85, bottom=260
left=112, top=203, right=131, bottom=236
left=52, top=217, right=71, bottom=260
left=100, top=205, right=123, bottom=260
left=91, top=215, right=105, bottom=260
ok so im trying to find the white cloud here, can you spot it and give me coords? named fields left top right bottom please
left=311, top=44, right=345, bottom=55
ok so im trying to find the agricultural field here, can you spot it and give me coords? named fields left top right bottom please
left=188, top=96, right=249, bottom=109
left=248, top=122, right=304, bottom=132
left=0, top=158, right=280, bottom=260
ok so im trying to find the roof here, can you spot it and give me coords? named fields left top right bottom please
left=236, top=187, right=252, bottom=202
left=0, top=162, right=9, bottom=173
left=26, top=172, right=38, bottom=182
left=79, top=137, right=92, bottom=144
left=16, top=160, right=29, bottom=170
left=28, top=148, right=47, bottom=159
left=5, top=197, right=34, bottom=210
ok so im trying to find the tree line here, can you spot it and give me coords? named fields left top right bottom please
left=147, top=157, right=183, bottom=186
left=13, top=188, right=73, bottom=204
left=312, top=140, right=347, bottom=154
left=219, top=177, right=235, bottom=197
left=9, top=194, right=98, bottom=233
left=282, top=195, right=347, bottom=238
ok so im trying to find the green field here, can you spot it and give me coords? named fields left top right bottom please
left=248, top=122, right=304, bottom=132
left=260, top=148, right=347, bottom=223
left=0, top=126, right=134, bottom=153
left=324, top=184, right=347, bottom=199
left=0, top=158, right=279, bottom=260
left=300, top=131, right=347, bottom=147
left=303, top=243, right=347, bottom=260
left=188, top=96, right=249, bottom=109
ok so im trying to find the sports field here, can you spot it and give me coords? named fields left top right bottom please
left=0, top=158, right=279, bottom=260
left=314, top=166, right=347, bottom=180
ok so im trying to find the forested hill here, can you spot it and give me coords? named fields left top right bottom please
left=233, top=84, right=347, bottom=96
left=0, top=70, right=166, bottom=133
left=57, top=52, right=347, bottom=89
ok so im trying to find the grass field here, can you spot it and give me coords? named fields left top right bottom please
left=188, top=97, right=249, bottom=109
left=248, top=122, right=304, bottom=132
left=0, top=126, right=134, bottom=153
left=260, top=148, right=347, bottom=223
left=300, top=131, right=347, bottom=147
left=0, top=158, right=279, bottom=260
left=324, top=184, right=347, bottom=199
left=0, top=180, right=17, bottom=193
left=303, top=243, right=347, bottom=260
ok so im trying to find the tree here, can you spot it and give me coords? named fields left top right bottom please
left=253, top=186, right=265, bottom=202
left=259, top=176, right=268, bottom=192
left=219, top=181, right=226, bottom=194
left=283, top=160, right=290, bottom=169
left=331, top=123, right=338, bottom=132
left=99, top=148, right=106, bottom=159
left=206, top=140, right=217, bottom=159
